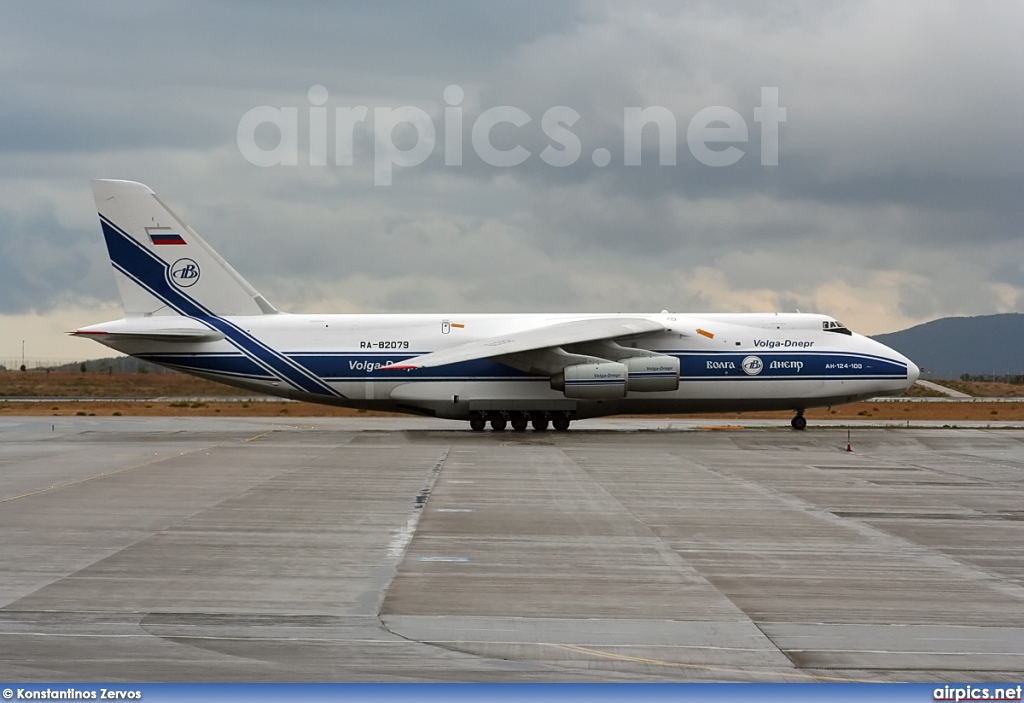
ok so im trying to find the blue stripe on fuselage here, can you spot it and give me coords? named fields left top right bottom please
left=677, top=351, right=907, bottom=379
left=137, top=350, right=907, bottom=384
left=287, top=353, right=530, bottom=380
left=136, top=353, right=273, bottom=381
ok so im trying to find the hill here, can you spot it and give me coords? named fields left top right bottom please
left=873, top=313, right=1024, bottom=378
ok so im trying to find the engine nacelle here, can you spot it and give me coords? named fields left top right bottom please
left=624, top=355, right=680, bottom=392
left=552, top=362, right=628, bottom=399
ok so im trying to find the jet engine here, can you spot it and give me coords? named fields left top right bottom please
left=624, top=355, right=680, bottom=392
left=551, top=362, right=628, bottom=399
left=551, top=356, right=680, bottom=398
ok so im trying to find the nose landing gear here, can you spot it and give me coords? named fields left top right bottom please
left=791, top=411, right=807, bottom=431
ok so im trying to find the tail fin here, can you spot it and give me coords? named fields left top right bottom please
left=91, top=180, right=278, bottom=318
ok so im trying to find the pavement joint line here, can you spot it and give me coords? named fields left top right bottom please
left=558, top=447, right=769, bottom=626
left=551, top=445, right=808, bottom=676
left=0, top=429, right=273, bottom=504
left=549, top=643, right=872, bottom=682
left=353, top=446, right=451, bottom=616
left=686, top=453, right=1024, bottom=603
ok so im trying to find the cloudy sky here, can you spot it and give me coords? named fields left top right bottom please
left=2, top=1, right=1022, bottom=363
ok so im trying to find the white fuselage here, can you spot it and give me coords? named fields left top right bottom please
left=89, top=311, right=919, bottom=420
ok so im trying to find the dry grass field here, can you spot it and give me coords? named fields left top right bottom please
left=0, top=370, right=251, bottom=398
left=2, top=370, right=1023, bottom=421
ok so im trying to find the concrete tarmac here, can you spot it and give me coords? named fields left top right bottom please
left=1, top=416, right=1022, bottom=682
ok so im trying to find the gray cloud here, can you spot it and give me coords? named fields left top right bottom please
left=0, top=206, right=116, bottom=314
left=1, top=0, right=1022, bottom=341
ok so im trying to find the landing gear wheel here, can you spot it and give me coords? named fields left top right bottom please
left=510, top=413, right=528, bottom=432
left=531, top=416, right=549, bottom=431
left=489, top=415, right=507, bottom=431
left=469, top=415, right=486, bottom=432
left=552, top=414, right=571, bottom=431
left=791, top=413, right=807, bottom=431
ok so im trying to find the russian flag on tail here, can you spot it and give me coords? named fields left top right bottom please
left=149, top=233, right=187, bottom=245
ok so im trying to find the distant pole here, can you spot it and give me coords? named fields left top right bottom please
left=21, top=340, right=25, bottom=369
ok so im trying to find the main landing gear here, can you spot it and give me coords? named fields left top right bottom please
left=469, top=411, right=572, bottom=432
left=791, top=411, right=807, bottom=431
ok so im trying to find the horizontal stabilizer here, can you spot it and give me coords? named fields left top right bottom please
left=71, top=318, right=224, bottom=343
left=381, top=317, right=666, bottom=370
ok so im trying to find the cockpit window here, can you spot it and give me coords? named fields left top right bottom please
left=822, top=320, right=852, bottom=335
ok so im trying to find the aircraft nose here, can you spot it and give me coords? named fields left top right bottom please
left=906, top=359, right=920, bottom=385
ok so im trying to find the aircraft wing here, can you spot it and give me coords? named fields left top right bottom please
left=380, top=317, right=667, bottom=370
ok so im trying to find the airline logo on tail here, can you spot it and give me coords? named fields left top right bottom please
left=170, top=258, right=201, bottom=287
